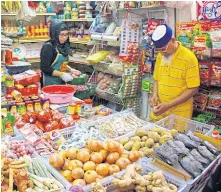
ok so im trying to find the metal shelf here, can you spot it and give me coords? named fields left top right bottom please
left=59, top=18, right=94, bottom=22
left=1, top=12, right=56, bottom=16
left=117, top=5, right=165, bottom=11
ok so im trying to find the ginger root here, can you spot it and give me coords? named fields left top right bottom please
left=112, top=165, right=178, bottom=192
left=91, top=181, right=106, bottom=192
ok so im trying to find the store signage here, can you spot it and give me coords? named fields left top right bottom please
left=197, top=1, right=221, bottom=20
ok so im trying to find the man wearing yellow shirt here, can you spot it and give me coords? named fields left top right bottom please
left=149, top=24, right=200, bottom=121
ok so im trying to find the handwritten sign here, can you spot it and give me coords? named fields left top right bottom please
left=197, top=1, right=221, bottom=20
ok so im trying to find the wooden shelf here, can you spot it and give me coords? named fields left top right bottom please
left=1, top=12, right=56, bottom=16
left=59, top=18, right=94, bottom=22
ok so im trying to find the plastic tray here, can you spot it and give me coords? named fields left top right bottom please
left=155, top=114, right=214, bottom=135
left=6, top=64, right=31, bottom=75
left=74, top=89, right=90, bottom=100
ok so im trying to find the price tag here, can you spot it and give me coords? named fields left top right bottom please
left=142, top=79, right=151, bottom=92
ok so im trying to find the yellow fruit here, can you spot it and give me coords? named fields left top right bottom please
left=120, top=137, right=129, bottom=145
left=131, top=141, right=140, bottom=151
left=136, top=129, right=148, bottom=137
left=83, top=161, right=96, bottom=171
left=124, top=141, right=134, bottom=151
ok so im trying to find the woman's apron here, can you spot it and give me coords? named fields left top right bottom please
left=43, top=50, right=68, bottom=86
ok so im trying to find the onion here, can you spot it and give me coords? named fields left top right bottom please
left=70, top=186, right=84, bottom=192
left=49, top=153, right=65, bottom=168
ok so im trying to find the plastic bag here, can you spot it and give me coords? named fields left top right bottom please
left=86, top=51, right=110, bottom=63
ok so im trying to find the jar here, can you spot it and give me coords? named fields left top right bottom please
left=83, top=99, right=93, bottom=111
left=75, top=101, right=84, bottom=115
left=41, top=98, right=50, bottom=110
left=31, top=95, right=39, bottom=100
left=26, top=101, right=34, bottom=113
left=5, top=76, right=14, bottom=88
left=17, top=102, right=26, bottom=115
left=212, top=130, right=220, bottom=139
left=10, top=104, right=17, bottom=115
left=67, top=103, right=76, bottom=115
left=34, top=100, right=42, bottom=112
left=11, top=90, right=22, bottom=101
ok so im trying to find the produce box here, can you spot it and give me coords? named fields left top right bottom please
left=152, top=133, right=221, bottom=192
left=13, top=71, right=41, bottom=86
left=155, top=114, right=214, bottom=135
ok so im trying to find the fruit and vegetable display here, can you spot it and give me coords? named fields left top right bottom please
left=154, top=131, right=220, bottom=178
left=1, top=153, right=64, bottom=192
left=120, top=127, right=178, bottom=157
left=59, top=111, right=147, bottom=150
left=112, top=164, right=178, bottom=192
left=49, top=139, right=141, bottom=188
left=15, top=109, right=75, bottom=132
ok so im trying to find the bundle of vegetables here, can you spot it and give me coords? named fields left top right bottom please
left=112, top=164, right=177, bottom=192
left=120, top=128, right=178, bottom=157
left=15, top=109, right=74, bottom=132
left=1, top=154, right=63, bottom=192
left=49, top=139, right=142, bottom=188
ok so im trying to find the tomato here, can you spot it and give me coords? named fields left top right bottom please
left=35, top=120, right=45, bottom=131
left=29, top=112, right=37, bottom=124
left=37, top=110, right=51, bottom=123
left=59, top=118, right=72, bottom=129
left=53, top=113, right=65, bottom=123
left=15, top=119, right=26, bottom=129
left=22, top=114, right=30, bottom=123
left=45, top=108, right=53, bottom=118
left=44, top=121, right=59, bottom=132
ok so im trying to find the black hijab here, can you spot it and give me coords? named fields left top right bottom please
left=48, top=20, right=70, bottom=56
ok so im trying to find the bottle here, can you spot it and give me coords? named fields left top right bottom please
left=212, top=130, right=220, bottom=139
left=2, top=112, right=15, bottom=136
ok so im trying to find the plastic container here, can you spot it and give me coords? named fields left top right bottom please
left=6, top=64, right=31, bottom=75
left=75, top=101, right=84, bottom=115
left=14, top=72, right=41, bottom=86
left=155, top=114, right=215, bottom=135
left=71, top=74, right=89, bottom=85
left=42, top=85, right=76, bottom=104
left=83, top=99, right=93, bottom=111
left=67, top=103, right=76, bottom=115
left=212, top=130, right=220, bottom=139
left=16, top=86, right=38, bottom=97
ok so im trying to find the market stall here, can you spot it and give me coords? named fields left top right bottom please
left=1, top=1, right=221, bottom=192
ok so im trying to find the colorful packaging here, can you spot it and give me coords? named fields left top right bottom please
left=44, top=130, right=66, bottom=150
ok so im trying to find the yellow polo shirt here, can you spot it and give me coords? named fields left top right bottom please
left=150, top=42, right=200, bottom=121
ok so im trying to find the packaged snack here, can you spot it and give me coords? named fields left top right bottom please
left=207, top=91, right=221, bottom=109
left=211, top=65, right=221, bottom=86
left=44, top=130, right=66, bottom=150
left=193, top=89, right=210, bottom=111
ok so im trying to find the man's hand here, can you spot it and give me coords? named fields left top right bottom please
left=153, top=102, right=171, bottom=116
left=149, top=95, right=159, bottom=108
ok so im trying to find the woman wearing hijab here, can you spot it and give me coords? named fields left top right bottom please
left=40, top=20, right=73, bottom=86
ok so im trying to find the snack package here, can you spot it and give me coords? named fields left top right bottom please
left=44, top=130, right=66, bottom=150
left=199, top=64, right=209, bottom=86
left=211, top=65, right=221, bottom=86
left=207, top=91, right=221, bottom=110
left=193, top=89, right=210, bottom=111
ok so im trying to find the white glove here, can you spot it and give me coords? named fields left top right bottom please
left=60, top=73, right=73, bottom=82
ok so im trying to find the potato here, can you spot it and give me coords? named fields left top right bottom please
left=145, top=138, right=154, bottom=148
left=141, top=136, right=148, bottom=142
left=136, top=130, right=148, bottom=137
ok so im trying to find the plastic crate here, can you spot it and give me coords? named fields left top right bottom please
left=33, top=156, right=66, bottom=192
left=155, top=114, right=214, bottom=135
left=82, top=157, right=187, bottom=192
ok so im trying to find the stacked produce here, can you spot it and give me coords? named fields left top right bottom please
left=59, top=111, right=147, bottom=150
left=15, top=109, right=75, bottom=132
left=49, top=139, right=141, bottom=188
left=1, top=153, right=63, bottom=192
left=112, top=164, right=177, bottom=192
left=120, top=127, right=178, bottom=157
left=154, top=132, right=220, bottom=177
